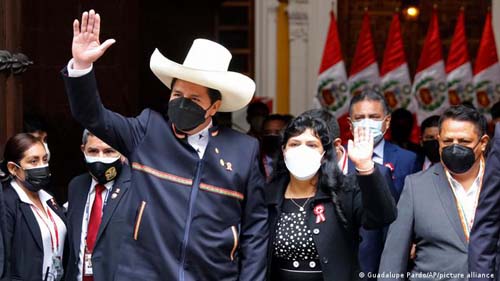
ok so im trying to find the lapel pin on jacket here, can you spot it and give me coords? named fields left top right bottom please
left=225, top=162, right=233, bottom=171
left=49, top=198, right=58, bottom=209
left=314, top=204, right=326, bottom=223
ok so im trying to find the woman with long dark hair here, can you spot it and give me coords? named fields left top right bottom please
left=0, top=133, right=66, bottom=281
left=266, top=114, right=396, bottom=281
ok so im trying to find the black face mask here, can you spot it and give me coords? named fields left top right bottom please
left=18, top=165, right=51, bottom=192
left=168, top=97, right=209, bottom=132
left=261, top=135, right=281, bottom=157
left=441, top=143, right=479, bottom=174
left=422, top=140, right=440, bottom=163
left=85, top=158, right=123, bottom=184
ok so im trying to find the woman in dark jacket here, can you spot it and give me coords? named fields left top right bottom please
left=266, top=114, right=396, bottom=281
left=1, top=133, right=66, bottom=281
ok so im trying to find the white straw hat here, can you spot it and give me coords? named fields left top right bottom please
left=150, top=39, right=256, bottom=112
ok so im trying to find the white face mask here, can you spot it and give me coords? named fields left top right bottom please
left=284, top=145, right=323, bottom=181
left=84, top=155, right=121, bottom=164
left=352, top=118, right=385, bottom=144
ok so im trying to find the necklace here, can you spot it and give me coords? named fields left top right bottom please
left=289, top=197, right=311, bottom=212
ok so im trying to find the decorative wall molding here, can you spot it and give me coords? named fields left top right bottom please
left=289, top=0, right=333, bottom=115
left=0, top=50, right=33, bottom=75
left=255, top=0, right=279, bottom=103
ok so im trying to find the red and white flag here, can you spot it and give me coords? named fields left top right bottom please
left=348, top=10, right=380, bottom=96
left=412, top=7, right=448, bottom=123
left=473, top=10, right=500, bottom=115
left=315, top=11, right=349, bottom=115
left=380, top=12, right=413, bottom=112
left=446, top=8, right=474, bottom=106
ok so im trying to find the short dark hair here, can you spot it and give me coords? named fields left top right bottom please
left=82, top=129, right=95, bottom=145
left=262, top=114, right=288, bottom=129
left=390, top=108, right=414, bottom=140
left=207, top=88, right=222, bottom=104
left=170, top=78, right=222, bottom=104
left=438, top=105, right=487, bottom=136
left=303, top=109, right=340, bottom=140
left=23, top=113, right=48, bottom=134
left=1, top=133, right=43, bottom=176
left=246, top=101, right=270, bottom=118
left=348, top=89, right=390, bottom=116
left=420, top=115, right=440, bottom=136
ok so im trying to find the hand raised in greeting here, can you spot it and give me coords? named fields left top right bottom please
left=72, top=9, right=115, bottom=69
left=347, top=126, right=375, bottom=172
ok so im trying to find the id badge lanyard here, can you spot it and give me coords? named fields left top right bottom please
left=33, top=206, right=60, bottom=252
left=32, top=205, right=62, bottom=280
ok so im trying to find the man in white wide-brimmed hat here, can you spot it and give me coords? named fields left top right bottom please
left=61, top=9, right=268, bottom=281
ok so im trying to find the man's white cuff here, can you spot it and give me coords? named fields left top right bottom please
left=67, top=58, right=93, bottom=77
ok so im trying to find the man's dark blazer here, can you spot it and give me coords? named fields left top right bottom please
left=2, top=183, right=67, bottom=281
left=62, top=68, right=268, bottom=281
left=350, top=140, right=419, bottom=277
left=382, top=141, right=420, bottom=198
left=0, top=181, right=6, bottom=280
left=65, top=165, right=133, bottom=281
left=266, top=168, right=397, bottom=281
left=469, top=124, right=500, bottom=281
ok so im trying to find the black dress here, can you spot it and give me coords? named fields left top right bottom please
left=271, top=198, right=323, bottom=281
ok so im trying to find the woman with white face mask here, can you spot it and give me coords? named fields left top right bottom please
left=0, top=133, right=67, bottom=281
left=265, top=114, right=396, bottom=281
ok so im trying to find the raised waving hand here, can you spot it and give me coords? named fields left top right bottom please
left=72, top=10, right=115, bottom=69
left=348, top=126, right=375, bottom=173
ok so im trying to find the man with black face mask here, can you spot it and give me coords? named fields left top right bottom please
left=260, top=114, right=287, bottom=180
left=61, top=10, right=267, bottom=281
left=418, top=115, right=441, bottom=170
left=65, top=130, right=133, bottom=281
left=380, top=105, right=489, bottom=280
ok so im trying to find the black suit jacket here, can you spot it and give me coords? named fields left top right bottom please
left=0, top=182, right=6, bottom=279
left=3, top=183, right=67, bottom=281
left=65, top=165, right=133, bottom=281
left=469, top=124, right=500, bottom=281
left=266, top=169, right=397, bottom=281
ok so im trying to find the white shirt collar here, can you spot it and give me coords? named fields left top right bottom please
left=337, top=146, right=348, bottom=175
left=445, top=160, right=484, bottom=227
left=10, top=179, right=54, bottom=205
left=188, top=120, right=212, bottom=140
left=373, top=139, right=385, bottom=163
left=446, top=160, right=484, bottom=196
left=90, top=177, right=114, bottom=192
left=187, top=120, right=212, bottom=158
left=423, top=156, right=432, bottom=170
